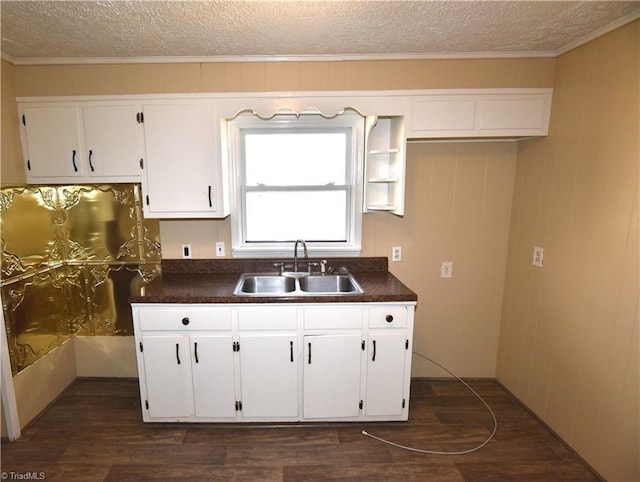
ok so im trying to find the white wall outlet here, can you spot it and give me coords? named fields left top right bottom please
left=391, top=246, right=402, bottom=262
left=215, top=241, right=226, bottom=257
left=182, top=244, right=192, bottom=259
left=441, top=261, right=453, bottom=278
left=533, top=246, right=544, bottom=267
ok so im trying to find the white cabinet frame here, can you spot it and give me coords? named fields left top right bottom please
left=18, top=102, right=143, bottom=184
left=132, top=301, right=416, bottom=423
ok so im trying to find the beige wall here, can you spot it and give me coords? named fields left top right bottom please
left=496, top=21, right=639, bottom=481
left=1, top=57, right=551, bottom=380
left=372, top=142, right=517, bottom=377
left=1, top=60, right=25, bottom=186
left=9, top=58, right=555, bottom=97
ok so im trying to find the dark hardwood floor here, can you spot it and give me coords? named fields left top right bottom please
left=1, top=378, right=601, bottom=481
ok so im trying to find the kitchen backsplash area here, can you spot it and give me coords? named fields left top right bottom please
left=0, top=183, right=160, bottom=375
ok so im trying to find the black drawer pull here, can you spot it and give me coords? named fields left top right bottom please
left=182, top=317, right=190, bottom=326
left=88, top=149, right=94, bottom=171
left=290, top=341, right=294, bottom=362
left=386, top=314, right=394, bottom=323
left=194, top=342, right=199, bottom=363
left=208, top=185, right=213, bottom=207
left=308, top=342, right=312, bottom=364
left=176, top=343, right=181, bottom=364
left=72, top=150, right=78, bottom=172
left=372, top=340, right=377, bottom=361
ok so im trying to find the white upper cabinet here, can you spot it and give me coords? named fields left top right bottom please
left=408, top=90, right=552, bottom=138
left=17, top=89, right=551, bottom=219
left=82, top=104, right=142, bottom=180
left=141, top=102, right=229, bottom=218
left=21, top=105, right=83, bottom=180
left=19, top=103, right=142, bottom=183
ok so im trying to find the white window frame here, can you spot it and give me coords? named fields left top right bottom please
left=226, top=110, right=364, bottom=258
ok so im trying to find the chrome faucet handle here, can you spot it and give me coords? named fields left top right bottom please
left=272, top=262, right=285, bottom=275
left=307, top=261, right=319, bottom=273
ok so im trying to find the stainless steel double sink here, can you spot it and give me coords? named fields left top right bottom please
left=233, top=272, right=364, bottom=296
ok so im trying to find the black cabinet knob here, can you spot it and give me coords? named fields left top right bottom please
left=182, top=317, right=190, bottom=326
left=385, top=314, right=393, bottom=323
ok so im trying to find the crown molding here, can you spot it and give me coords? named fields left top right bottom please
left=0, top=51, right=556, bottom=66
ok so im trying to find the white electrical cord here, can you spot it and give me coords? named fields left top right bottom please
left=361, top=351, right=498, bottom=455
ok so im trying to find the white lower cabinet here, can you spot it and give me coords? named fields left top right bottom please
left=141, top=334, right=192, bottom=419
left=190, top=334, right=236, bottom=418
left=238, top=334, right=298, bottom=419
left=303, top=334, right=363, bottom=419
left=365, top=332, right=408, bottom=416
left=132, top=302, right=415, bottom=423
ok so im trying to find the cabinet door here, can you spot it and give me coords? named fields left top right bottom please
left=22, top=106, right=83, bottom=180
left=303, top=334, right=362, bottom=419
left=190, top=335, right=236, bottom=418
left=365, top=332, right=407, bottom=416
left=238, top=334, right=298, bottom=418
left=141, top=335, right=192, bottom=419
left=82, top=104, right=142, bottom=180
left=142, top=103, right=221, bottom=217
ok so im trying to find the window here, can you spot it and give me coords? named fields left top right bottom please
left=227, top=110, right=365, bottom=257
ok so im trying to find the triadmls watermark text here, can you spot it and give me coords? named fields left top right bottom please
left=1, top=472, right=46, bottom=480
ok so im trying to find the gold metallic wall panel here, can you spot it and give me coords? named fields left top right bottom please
left=0, top=187, right=59, bottom=276
left=64, top=185, right=148, bottom=262
left=1, top=270, right=77, bottom=374
left=81, top=264, right=156, bottom=336
left=0, top=183, right=160, bottom=375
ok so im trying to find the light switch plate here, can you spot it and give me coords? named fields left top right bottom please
left=215, top=241, right=225, bottom=257
left=441, top=261, right=453, bottom=278
left=533, top=246, right=544, bottom=267
left=182, top=244, right=192, bottom=259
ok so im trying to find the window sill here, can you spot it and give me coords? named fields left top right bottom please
left=231, top=246, right=362, bottom=259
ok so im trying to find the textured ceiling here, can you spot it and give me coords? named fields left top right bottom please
left=1, top=1, right=640, bottom=63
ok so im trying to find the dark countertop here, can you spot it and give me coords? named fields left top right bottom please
left=130, top=258, right=417, bottom=304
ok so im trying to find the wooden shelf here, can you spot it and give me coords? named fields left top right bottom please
left=368, top=148, right=400, bottom=155
left=366, top=204, right=398, bottom=212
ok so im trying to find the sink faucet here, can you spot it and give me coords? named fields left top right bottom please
left=293, top=239, right=308, bottom=273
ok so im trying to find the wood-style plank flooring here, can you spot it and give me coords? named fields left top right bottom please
left=1, top=379, right=601, bottom=481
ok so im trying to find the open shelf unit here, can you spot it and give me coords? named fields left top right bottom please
left=364, top=115, right=406, bottom=216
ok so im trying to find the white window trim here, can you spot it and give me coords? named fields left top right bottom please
left=226, top=110, right=364, bottom=258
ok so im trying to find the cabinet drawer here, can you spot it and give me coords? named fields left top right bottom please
left=238, top=306, right=298, bottom=331
left=368, top=306, right=408, bottom=328
left=303, top=306, right=363, bottom=329
left=138, top=307, right=232, bottom=331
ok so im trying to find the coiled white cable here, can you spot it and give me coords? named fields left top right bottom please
left=361, top=351, right=498, bottom=455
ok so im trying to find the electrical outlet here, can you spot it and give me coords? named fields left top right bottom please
left=441, top=261, right=453, bottom=278
left=532, top=246, right=544, bottom=267
left=182, top=244, right=192, bottom=259
left=391, top=246, right=402, bottom=262
left=215, top=241, right=225, bottom=257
